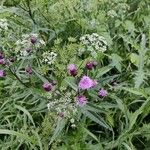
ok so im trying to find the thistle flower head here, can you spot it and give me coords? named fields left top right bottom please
left=86, top=61, right=94, bottom=70
left=0, top=59, right=5, bottom=65
left=85, top=61, right=97, bottom=70
left=0, top=70, right=6, bottom=77
left=25, top=66, right=32, bottom=74
left=43, top=82, right=52, bottom=92
left=67, top=64, right=77, bottom=77
left=0, top=52, right=4, bottom=59
left=30, top=36, right=37, bottom=44
left=78, top=75, right=93, bottom=90
left=59, top=112, right=65, bottom=118
left=98, top=89, right=107, bottom=97
left=76, top=95, right=87, bottom=106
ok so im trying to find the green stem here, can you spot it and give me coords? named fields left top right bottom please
left=8, top=67, right=29, bottom=88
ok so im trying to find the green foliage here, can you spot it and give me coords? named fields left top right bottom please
left=0, top=0, right=150, bottom=149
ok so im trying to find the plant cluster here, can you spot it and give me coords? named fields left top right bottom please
left=0, top=0, right=150, bottom=149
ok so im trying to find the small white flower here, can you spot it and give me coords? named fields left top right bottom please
left=30, top=33, right=38, bottom=38
left=80, top=33, right=108, bottom=55
left=107, top=10, right=117, bottom=18
left=39, top=39, right=46, bottom=45
left=42, top=51, right=57, bottom=65
left=16, top=33, right=46, bottom=56
left=71, top=124, right=76, bottom=128
left=70, top=118, right=75, bottom=123
left=92, top=33, right=99, bottom=37
left=47, top=103, right=51, bottom=110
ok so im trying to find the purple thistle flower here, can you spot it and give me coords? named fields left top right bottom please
left=86, top=61, right=94, bottom=70
left=67, top=64, right=77, bottom=77
left=78, top=75, right=93, bottom=90
left=98, top=89, right=107, bottom=97
left=30, top=36, right=37, bottom=44
left=76, top=95, right=87, bottom=106
left=42, top=82, right=52, bottom=92
left=0, top=52, right=4, bottom=59
left=0, top=59, right=5, bottom=65
left=59, top=112, right=65, bottom=118
left=0, top=70, right=6, bottom=77
left=85, top=61, right=97, bottom=70
left=25, top=66, right=32, bottom=74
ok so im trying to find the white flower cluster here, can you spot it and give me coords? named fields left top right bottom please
left=47, top=92, right=77, bottom=117
left=107, top=10, right=117, bottom=18
left=15, top=33, right=45, bottom=56
left=115, top=3, right=130, bottom=15
left=80, top=33, right=108, bottom=52
left=70, top=118, right=76, bottom=128
left=0, top=19, right=8, bottom=31
left=42, top=52, right=57, bottom=65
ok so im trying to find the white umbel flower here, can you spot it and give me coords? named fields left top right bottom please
left=15, top=33, right=45, bottom=57
left=42, top=51, right=57, bottom=65
left=79, top=33, right=108, bottom=55
left=47, top=91, right=77, bottom=118
left=70, top=118, right=75, bottom=123
left=107, top=10, right=117, bottom=18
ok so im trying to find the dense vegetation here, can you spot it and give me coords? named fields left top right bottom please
left=0, top=0, right=150, bottom=149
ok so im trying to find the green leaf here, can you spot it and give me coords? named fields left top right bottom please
left=134, top=34, right=147, bottom=88
left=129, top=97, right=150, bottom=130
left=49, top=118, right=67, bottom=145
left=14, top=105, right=35, bottom=127
left=81, top=108, right=111, bottom=130
left=33, top=69, right=48, bottom=83
left=82, top=127, right=99, bottom=142
left=124, top=20, right=135, bottom=32
left=121, top=87, right=147, bottom=98
left=110, top=54, right=122, bottom=72
left=64, top=77, right=78, bottom=91
left=85, top=103, right=107, bottom=114
left=110, top=95, right=129, bottom=126
left=122, top=142, right=133, bottom=150
left=106, top=114, right=114, bottom=127
left=96, top=66, right=112, bottom=78
left=0, top=129, right=34, bottom=144
left=32, top=130, right=43, bottom=150
left=130, top=53, right=139, bottom=66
